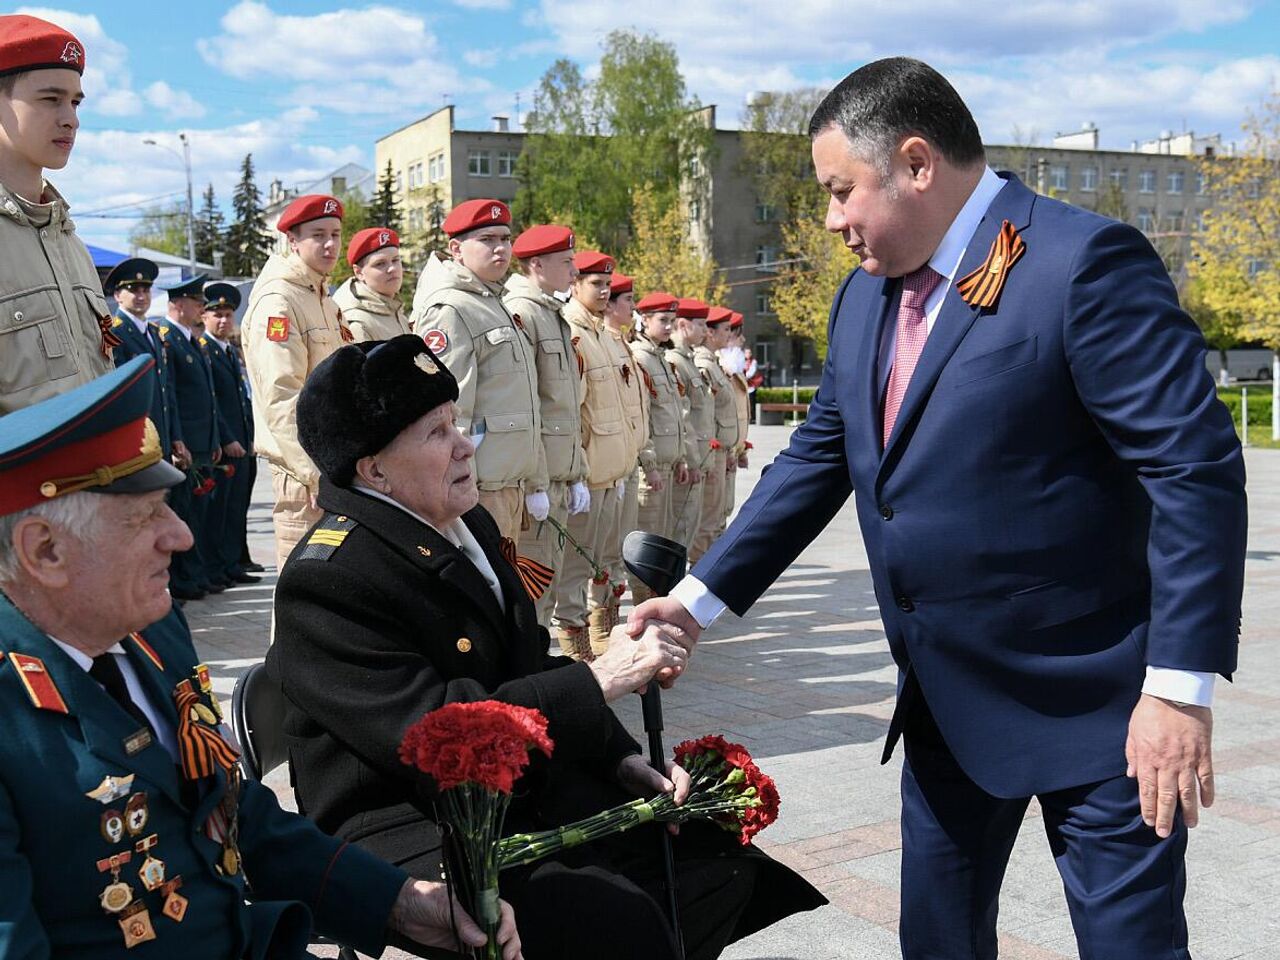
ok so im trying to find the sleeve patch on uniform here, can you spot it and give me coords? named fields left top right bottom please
left=423, top=329, right=449, bottom=354
left=267, top=316, right=290, bottom=342
left=295, top=514, right=360, bottom=562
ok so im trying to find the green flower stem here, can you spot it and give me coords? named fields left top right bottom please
left=543, top=514, right=608, bottom=582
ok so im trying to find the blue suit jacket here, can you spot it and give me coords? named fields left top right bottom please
left=0, top=597, right=406, bottom=960
left=159, top=324, right=219, bottom=456
left=693, top=175, right=1247, bottom=798
left=202, top=336, right=253, bottom=449
left=110, top=311, right=177, bottom=457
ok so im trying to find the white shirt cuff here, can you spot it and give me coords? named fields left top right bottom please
left=670, top=575, right=728, bottom=630
left=1142, top=666, right=1216, bottom=708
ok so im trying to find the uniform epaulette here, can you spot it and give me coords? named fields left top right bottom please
left=295, top=513, right=359, bottom=562
left=157, top=325, right=170, bottom=340
left=111, top=316, right=124, bottom=328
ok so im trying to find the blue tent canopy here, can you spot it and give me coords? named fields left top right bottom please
left=86, top=244, right=128, bottom=269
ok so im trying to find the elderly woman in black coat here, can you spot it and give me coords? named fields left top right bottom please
left=266, top=335, right=824, bottom=960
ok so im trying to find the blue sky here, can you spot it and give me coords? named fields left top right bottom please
left=19, top=0, right=1280, bottom=250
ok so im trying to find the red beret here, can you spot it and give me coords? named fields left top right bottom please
left=512, top=224, right=574, bottom=259
left=729, top=311, right=744, bottom=328
left=443, top=198, right=511, bottom=238
left=676, top=298, right=710, bottom=319
left=636, top=291, right=679, bottom=313
left=574, top=250, right=614, bottom=275
left=706, top=306, right=733, bottom=325
left=278, top=194, right=343, bottom=233
left=609, top=273, right=634, bottom=296
left=347, top=226, right=400, bottom=266
left=0, top=15, right=86, bottom=78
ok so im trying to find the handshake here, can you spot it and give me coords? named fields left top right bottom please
left=585, top=596, right=705, bottom=703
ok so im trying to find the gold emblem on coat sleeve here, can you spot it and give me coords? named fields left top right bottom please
left=456, top=638, right=473, bottom=653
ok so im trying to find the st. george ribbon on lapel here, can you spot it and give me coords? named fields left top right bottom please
left=955, top=220, right=1025, bottom=309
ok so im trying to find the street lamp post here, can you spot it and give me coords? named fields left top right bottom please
left=143, top=134, right=197, bottom=274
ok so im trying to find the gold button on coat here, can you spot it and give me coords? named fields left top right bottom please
left=456, top=638, right=473, bottom=653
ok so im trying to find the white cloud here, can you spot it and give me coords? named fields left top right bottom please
left=453, top=0, right=512, bottom=8
left=197, top=1, right=478, bottom=114
left=464, top=48, right=503, bottom=69
left=144, top=82, right=208, bottom=120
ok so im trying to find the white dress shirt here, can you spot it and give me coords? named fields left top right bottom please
left=50, top=638, right=181, bottom=761
left=671, top=167, right=1215, bottom=708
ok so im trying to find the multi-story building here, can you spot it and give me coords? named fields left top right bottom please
left=375, top=106, right=523, bottom=240
left=373, top=104, right=1225, bottom=383
left=264, top=162, right=374, bottom=254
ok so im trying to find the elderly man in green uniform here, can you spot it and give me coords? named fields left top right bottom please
left=0, top=14, right=114, bottom=415
left=0, top=356, right=521, bottom=959
left=411, top=199, right=544, bottom=545
left=503, top=223, right=592, bottom=630
left=202, top=283, right=259, bottom=587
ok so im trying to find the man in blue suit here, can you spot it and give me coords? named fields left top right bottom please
left=160, top=276, right=225, bottom=600
left=633, top=58, right=1247, bottom=959
left=201, top=283, right=259, bottom=586
left=0, top=357, right=520, bottom=959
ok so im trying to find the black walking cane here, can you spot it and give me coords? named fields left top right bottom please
left=622, top=530, right=688, bottom=959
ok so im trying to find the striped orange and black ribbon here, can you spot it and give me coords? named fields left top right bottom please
left=499, top=537, right=555, bottom=601
left=955, top=220, right=1025, bottom=309
left=173, top=680, right=239, bottom=780
left=571, top=337, right=585, bottom=378
left=89, top=295, right=123, bottom=356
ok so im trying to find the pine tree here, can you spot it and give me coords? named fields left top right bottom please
left=370, top=160, right=402, bottom=233
left=193, top=183, right=225, bottom=268
left=223, top=154, right=272, bottom=277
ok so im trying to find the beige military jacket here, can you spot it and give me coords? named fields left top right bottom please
left=695, top=345, right=740, bottom=450
left=502, top=273, right=586, bottom=488
left=562, top=298, right=629, bottom=488
left=0, top=180, right=113, bottom=414
left=631, top=335, right=686, bottom=471
left=331, top=277, right=410, bottom=343
left=412, top=255, right=543, bottom=491
left=242, top=252, right=347, bottom=491
left=667, top=340, right=714, bottom=469
left=730, top=373, right=750, bottom=456
left=603, top=324, right=650, bottom=472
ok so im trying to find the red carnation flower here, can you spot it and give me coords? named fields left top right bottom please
left=399, top=701, right=553, bottom=794
left=709, top=439, right=722, bottom=450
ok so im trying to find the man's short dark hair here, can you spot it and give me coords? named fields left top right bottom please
left=0, top=74, right=16, bottom=96
left=808, top=57, right=985, bottom=173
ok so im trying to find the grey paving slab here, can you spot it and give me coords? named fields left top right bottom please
left=187, top=428, right=1280, bottom=959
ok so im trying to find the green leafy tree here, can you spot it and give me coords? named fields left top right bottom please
left=370, top=160, right=402, bottom=234
left=514, top=31, right=711, bottom=256
left=326, top=190, right=371, bottom=288
left=128, top=202, right=188, bottom=257
left=1090, top=181, right=1128, bottom=222
left=222, top=153, right=272, bottom=277
left=625, top=182, right=726, bottom=303
left=769, top=206, right=857, bottom=359
left=738, top=88, right=827, bottom=226
left=193, top=183, right=224, bottom=267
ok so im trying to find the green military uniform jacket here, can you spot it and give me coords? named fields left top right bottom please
left=0, top=596, right=406, bottom=959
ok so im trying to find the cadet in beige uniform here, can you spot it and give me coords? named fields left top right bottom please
left=630, top=291, right=689, bottom=601
left=241, top=193, right=351, bottom=570
left=721, top=313, right=752, bottom=520
left=554, top=251, right=629, bottom=659
left=332, top=226, right=410, bottom=342
left=411, top=199, right=543, bottom=544
left=691, top=307, right=741, bottom=562
left=601, top=273, right=649, bottom=638
left=668, top=299, right=715, bottom=549
left=503, top=224, right=592, bottom=630
left=0, top=16, right=113, bottom=415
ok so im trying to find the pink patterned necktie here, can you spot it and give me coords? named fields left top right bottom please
left=882, top=265, right=944, bottom=448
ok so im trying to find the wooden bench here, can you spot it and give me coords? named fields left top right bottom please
left=755, top=402, right=809, bottom=426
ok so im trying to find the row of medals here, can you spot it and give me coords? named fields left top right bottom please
left=94, top=686, right=239, bottom=949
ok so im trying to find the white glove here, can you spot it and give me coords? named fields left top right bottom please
left=615, top=480, right=626, bottom=501
left=525, top=490, right=550, bottom=522
left=569, top=481, right=591, bottom=515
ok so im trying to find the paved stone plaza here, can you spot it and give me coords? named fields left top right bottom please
left=187, top=427, right=1280, bottom=960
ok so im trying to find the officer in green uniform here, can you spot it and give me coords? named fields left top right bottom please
left=201, top=283, right=259, bottom=587
left=158, top=276, right=222, bottom=600
left=0, top=356, right=522, bottom=959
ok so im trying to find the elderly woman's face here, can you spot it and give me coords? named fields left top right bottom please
left=377, top=403, right=478, bottom=527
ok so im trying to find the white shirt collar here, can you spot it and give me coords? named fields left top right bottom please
left=351, top=485, right=464, bottom=546
left=168, top=319, right=194, bottom=341
left=927, top=166, right=1006, bottom=282
left=49, top=637, right=126, bottom=672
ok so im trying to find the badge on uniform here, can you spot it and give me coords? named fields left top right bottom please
left=266, top=316, right=290, bottom=342
left=161, top=877, right=188, bottom=923
left=339, top=323, right=354, bottom=343
left=118, top=902, right=157, bottom=949
left=97, top=851, right=134, bottom=913
left=424, top=329, right=448, bottom=354
left=101, top=808, right=125, bottom=844
left=86, top=774, right=135, bottom=805
left=124, top=792, right=149, bottom=836
left=135, top=834, right=165, bottom=891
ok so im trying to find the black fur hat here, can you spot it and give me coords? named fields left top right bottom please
left=297, top=334, right=459, bottom=486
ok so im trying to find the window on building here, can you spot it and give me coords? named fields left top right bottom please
left=1139, top=170, right=1156, bottom=194
left=1195, top=210, right=1207, bottom=232
left=1196, top=171, right=1206, bottom=195
left=688, top=198, right=701, bottom=222
left=468, top=150, right=491, bottom=176
left=755, top=291, right=773, bottom=315
left=1109, top=168, right=1128, bottom=190
left=1136, top=207, right=1154, bottom=232
left=427, top=153, right=445, bottom=183
left=1247, top=178, right=1262, bottom=199
left=496, top=150, right=517, bottom=177
left=1167, top=209, right=1185, bottom=233
left=689, top=154, right=703, bottom=178
left=755, top=245, right=780, bottom=273
left=755, top=202, right=776, bottom=222
left=1050, top=165, right=1069, bottom=191
left=1167, top=170, right=1184, bottom=195
left=1246, top=258, right=1267, bottom=277
left=408, top=207, right=424, bottom=232
left=1080, top=166, right=1098, bottom=192
left=394, top=170, right=403, bottom=195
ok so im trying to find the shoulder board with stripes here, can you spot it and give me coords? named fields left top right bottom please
left=8, top=653, right=69, bottom=714
left=129, top=632, right=164, bottom=671
left=296, top=513, right=360, bottom=562
left=111, top=316, right=124, bottom=328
